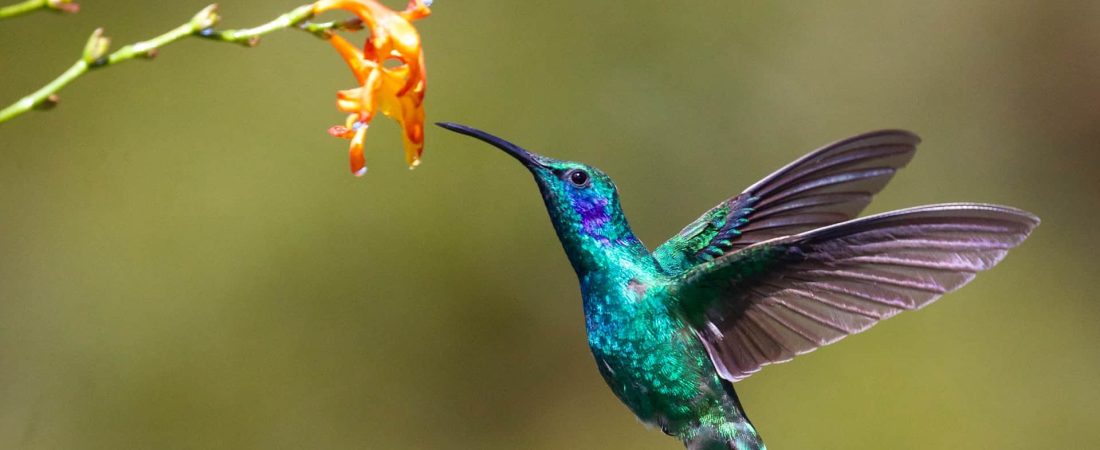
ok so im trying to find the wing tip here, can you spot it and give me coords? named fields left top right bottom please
left=781, top=202, right=1040, bottom=250
left=821, top=202, right=1039, bottom=231
left=829, top=129, right=922, bottom=149
left=742, top=129, right=922, bottom=197
left=859, top=128, right=922, bottom=145
left=905, top=203, right=1040, bottom=230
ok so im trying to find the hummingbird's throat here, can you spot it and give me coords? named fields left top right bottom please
left=574, top=196, right=613, bottom=244
left=544, top=192, right=653, bottom=278
left=531, top=177, right=654, bottom=276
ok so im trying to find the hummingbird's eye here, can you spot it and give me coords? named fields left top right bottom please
left=567, top=169, right=590, bottom=187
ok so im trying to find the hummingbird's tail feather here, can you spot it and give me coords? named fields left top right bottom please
left=682, top=385, right=766, bottom=450
left=682, top=420, right=766, bottom=450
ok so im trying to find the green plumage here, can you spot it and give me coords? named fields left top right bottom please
left=543, top=177, right=764, bottom=447
left=438, top=123, right=1038, bottom=450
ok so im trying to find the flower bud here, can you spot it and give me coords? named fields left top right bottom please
left=190, top=4, right=221, bottom=31
left=46, top=0, right=79, bottom=13
left=82, top=28, right=110, bottom=64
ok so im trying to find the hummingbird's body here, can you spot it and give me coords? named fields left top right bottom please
left=545, top=182, right=763, bottom=446
left=439, top=122, right=1038, bottom=450
left=584, top=274, right=762, bottom=448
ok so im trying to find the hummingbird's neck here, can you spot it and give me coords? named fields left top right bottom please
left=538, top=189, right=656, bottom=279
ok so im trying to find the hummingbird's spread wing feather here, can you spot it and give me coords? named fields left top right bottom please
left=654, top=130, right=920, bottom=275
left=671, top=204, right=1039, bottom=382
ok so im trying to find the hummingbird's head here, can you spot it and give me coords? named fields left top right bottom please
left=437, top=122, right=646, bottom=276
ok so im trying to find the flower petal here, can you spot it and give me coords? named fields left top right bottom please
left=315, top=0, right=430, bottom=175
left=349, top=123, right=368, bottom=176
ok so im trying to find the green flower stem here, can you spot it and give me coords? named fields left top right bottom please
left=0, top=0, right=47, bottom=19
left=0, top=0, right=75, bottom=19
left=204, top=4, right=314, bottom=45
left=0, top=3, right=354, bottom=124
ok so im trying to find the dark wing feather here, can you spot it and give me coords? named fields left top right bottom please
left=654, top=130, right=920, bottom=274
left=671, top=203, right=1039, bottom=382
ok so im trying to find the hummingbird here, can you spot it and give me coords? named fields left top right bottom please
left=437, top=122, right=1038, bottom=450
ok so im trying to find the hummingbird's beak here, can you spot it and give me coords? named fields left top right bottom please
left=436, top=122, right=546, bottom=170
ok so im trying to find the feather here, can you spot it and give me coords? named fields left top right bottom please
left=673, top=204, right=1039, bottom=382
left=654, top=130, right=920, bottom=274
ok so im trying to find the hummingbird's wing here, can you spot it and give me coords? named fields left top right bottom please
left=653, top=130, right=920, bottom=275
left=670, top=204, right=1038, bottom=382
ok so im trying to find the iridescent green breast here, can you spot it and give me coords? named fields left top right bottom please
left=582, top=279, right=723, bottom=432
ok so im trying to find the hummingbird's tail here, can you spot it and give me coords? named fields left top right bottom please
left=681, top=382, right=766, bottom=450
left=682, top=422, right=761, bottom=446
left=682, top=421, right=766, bottom=450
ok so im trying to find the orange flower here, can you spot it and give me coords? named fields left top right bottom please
left=314, top=0, right=430, bottom=176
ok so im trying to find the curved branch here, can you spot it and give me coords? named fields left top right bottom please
left=0, top=0, right=77, bottom=19
left=0, top=3, right=358, bottom=123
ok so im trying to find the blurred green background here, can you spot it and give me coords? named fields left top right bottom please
left=1, top=1, right=1097, bottom=449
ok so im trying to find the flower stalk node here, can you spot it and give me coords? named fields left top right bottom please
left=34, top=94, right=60, bottom=110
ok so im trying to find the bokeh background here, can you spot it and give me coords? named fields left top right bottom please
left=1, top=1, right=1098, bottom=448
